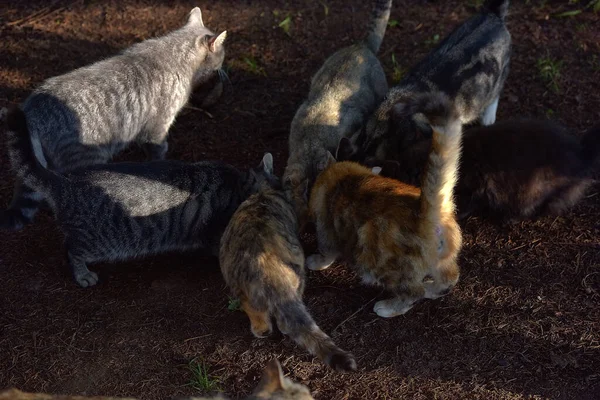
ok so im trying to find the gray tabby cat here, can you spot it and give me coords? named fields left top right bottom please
left=220, top=180, right=356, bottom=371
left=282, top=0, right=392, bottom=226
left=359, top=0, right=511, bottom=159
left=6, top=108, right=272, bottom=288
left=1, top=7, right=227, bottom=230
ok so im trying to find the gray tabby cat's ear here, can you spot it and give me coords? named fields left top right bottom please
left=187, top=7, right=204, bottom=27
left=209, top=31, right=227, bottom=52
left=260, top=153, right=274, bottom=175
left=254, top=359, right=286, bottom=395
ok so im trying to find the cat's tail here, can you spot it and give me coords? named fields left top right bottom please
left=274, top=300, right=357, bottom=372
left=483, top=0, right=510, bottom=20
left=5, top=107, right=59, bottom=194
left=394, top=93, right=462, bottom=232
left=580, top=124, right=600, bottom=174
left=364, top=0, right=393, bottom=54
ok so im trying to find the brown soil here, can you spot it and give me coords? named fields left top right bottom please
left=1, top=1, right=599, bottom=399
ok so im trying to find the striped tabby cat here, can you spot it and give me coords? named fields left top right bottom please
left=308, top=93, right=463, bottom=318
left=6, top=108, right=273, bottom=288
left=1, top=7, right=227, bottom=230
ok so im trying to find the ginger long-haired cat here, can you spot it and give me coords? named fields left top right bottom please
left=308, top=93, right=463, bottom=318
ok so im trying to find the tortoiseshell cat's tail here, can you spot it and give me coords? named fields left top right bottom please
left=5, top=108, right=59, bottom=195
left=274, top=300, right=357, bottom=371
left=364, top=0, right=393, bottom=54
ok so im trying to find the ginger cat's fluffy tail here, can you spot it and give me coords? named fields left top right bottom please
left=394, top=93, right=462, bottom=236
left=273, top=300, right=356, bottom=372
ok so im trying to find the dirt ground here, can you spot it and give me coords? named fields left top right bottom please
left=0, top=1, right=599, bottom=399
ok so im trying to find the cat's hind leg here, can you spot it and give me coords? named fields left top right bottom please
left=480, top=96, right=499, bottom=126
left=306, top=224, right=338, bottom=271
left=0, top=180, right=44, bottom=230
left=67, top=247, right=99, bottom=288
left=241, top=296, right=272, bottom=338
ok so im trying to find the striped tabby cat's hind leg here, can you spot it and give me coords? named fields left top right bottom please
left=67, top=246, right=99, bottom=288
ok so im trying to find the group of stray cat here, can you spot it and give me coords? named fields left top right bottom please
left=2, top=0, right=599, bottom=398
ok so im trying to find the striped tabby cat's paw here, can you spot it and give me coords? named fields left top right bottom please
left=374, top=299, right=414, bottom=318
left=306, top=254, right=334, bottom=271
left=75, top=270, right=99, bottom=288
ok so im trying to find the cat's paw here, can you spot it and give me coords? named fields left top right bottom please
left=250, top=322, right=273, bottom=339
left=75, top=270, right=99, bottom=288
left=373, top=299, right=412, bottom=318
left=329, top=351, right=357, bottom=372
left=306, top=254, right=333, bottom=271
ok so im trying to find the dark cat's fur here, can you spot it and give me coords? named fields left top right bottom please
left=343, top=120, right=600, bottom=221
left=2, top=7, right=227, bottom=230
left=358, top=0, right=511, bottom=160
left=220, top=181, right=356, bottom=371
left=283, top=0, right=392, bottom=227
left=309, top=93, right=463, bottom=318
left=6, top=108, right=273, bottom=287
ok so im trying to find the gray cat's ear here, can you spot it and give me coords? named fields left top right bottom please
left=187, top=7, right=204, bottom=26
left=254, top=359, right=286, bottom=395
left=260, top=153, right=274, bottom=175
left=317, top=151, right=336, bottom=173
left=209, top=31, right=227, bottom=52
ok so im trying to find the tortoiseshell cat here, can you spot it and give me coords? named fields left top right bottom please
left=308, top=93, right=463, bottom=318
left=283, top=0, right=392, bottom=226
left=359, top=0, right=511, bottom=160
left=343, top=120, right=600, bottom=221
left=6, top=108, right=273, bottom=287
left=1, top=7, right=227, bottom=230
left=220, top=180, right=356, bottom=371
left=0, top=360, right=313, bottom=400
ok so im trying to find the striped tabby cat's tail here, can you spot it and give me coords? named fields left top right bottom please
left=364, top=0, right=393, bottom=54
left=5, top=108, right=59, bottom=195
left=274, top=300, right=357, bottom=371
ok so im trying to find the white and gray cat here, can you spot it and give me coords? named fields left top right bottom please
left=1, top=7, right=227, bottom=230
left=283, top=0, right=392, bottom=226
left=6, top=108, right=275, bottom=288
left=358, top=0, right=511, bottom=159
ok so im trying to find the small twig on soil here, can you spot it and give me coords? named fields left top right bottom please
left=184, top=105, right=214, bottom=119
left=183, top=334, right=213, bottom=342
left=332, top=294, right=380, bottom=334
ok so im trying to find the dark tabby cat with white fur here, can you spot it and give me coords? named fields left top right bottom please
left=6, top=108, right=274, bottom=288
left=1, top=7, right=227, bottom=230
left=220, top=177, right=356, bottom=371
left=358, top=0, right=511, bottom=160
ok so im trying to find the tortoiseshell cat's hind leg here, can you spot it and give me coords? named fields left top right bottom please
left=241, top=296, right=273, bottom=338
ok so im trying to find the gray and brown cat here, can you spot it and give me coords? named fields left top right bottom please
left=283, top=0, right=392, bottom=227
left=2, top=7, right=227, bottom=230
left=220, top=177, right=356, bottom=371
left=358, top=0, right=511, bottom=160
left=6, top=108, right=274, bottom=287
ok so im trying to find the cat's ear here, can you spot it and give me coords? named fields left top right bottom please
left=208, top=31, right=227, bottom=53
left=317, top=151, right=336, bottom=173
left=335, top=137, right=355, bottom=162
left=253, top=359, right=286, bottom=395
left=259, top=153, right=274, bottom=175
left=187, top=7, right=204, bottom=27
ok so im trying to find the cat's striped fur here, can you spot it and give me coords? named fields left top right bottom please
left=359, top=0, right=511, bottom=160
left=308, top=93, right=463, bottom=318
left=1, top=7, right=227, bottom=230
left=283, top=0, right=392, bottom=228
left=6, top=108, right=274, bottom=287
left=220, top=183, right=356, bottom=371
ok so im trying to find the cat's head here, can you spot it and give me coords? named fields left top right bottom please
left=246, top=153, right=280, bottom=194
left=184, top=7, right=227, bottom=87
left=249, top=359, right=314, bottom=400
